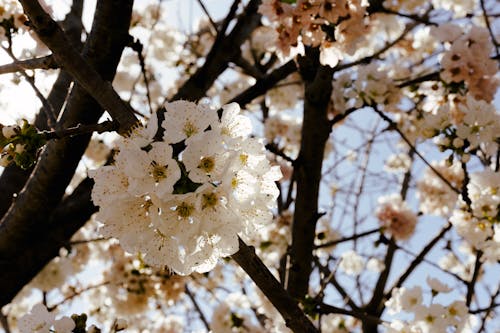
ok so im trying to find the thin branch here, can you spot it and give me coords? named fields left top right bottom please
left=215, top=0, right=240, bottom=39
left=380, top=8, right=436, bottom=25
left=185, top=284, right=211, bottom=331
left=47, top=281, right=110, bottom=311
left=232, top=238, right=319, bottom=333
left=396, top=71, right=440, bottom=88
left=387, top=223, right=453, bottom=296
left=19, top=0, right=138, bottom=133
left=0, top=55, right=57, bottom=75
left=479, top=0, right=499, bottom=57
left=230, top=59, right=297, bottom=106
left=128, top=38, right=153, bottom=115
left=316, top=302, right=384, bottom=326
left=373, top=107, right=461, bottom=194
left=69, top=237, right=109, bottom=246
left=470, top=286, right=500, bottom=315
left=1, top=46, right=58, bottom=128
left=466, top=250, right=483, bottom=307
left=40, top=120, right=118, bottom=140
left=231, top=54, right=265, bottom=79
left=314, top=228, right=380, bottom=249
left=332, top=18, right=421, bottom=75
left=196, top=0, right=218, bottom=34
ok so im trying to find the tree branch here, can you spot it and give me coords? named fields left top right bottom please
left=232, top=238, right=318, bottom=333
left=19, top=0, right=138, bottom=134
left=0, top=0, right=134, bottom=307
left=0, top=55, right=57, bottom=75
left=286, top=48, right=334, bottom=299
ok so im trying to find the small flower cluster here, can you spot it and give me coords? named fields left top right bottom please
left=211, top=293, right=262, bottom=333
left=264, top=112, right=302, bottom=158
left=0, top=0, right=27, bottom=40
left=416, top=160, right=463, bottom=217
left=0, top=120, right=45, bottom=169
left=376, top=194, right=418, bottom=240
left=103, top=244, right=186, bottom=314
left=429, top=94, right=500, bottom=160
left=451, top=169, right=500, bottom=263
left=258, top=0, right=369, bottom=66
left=385, top=279, right=472, bottom=333
left=331, top=64, right=401, bottom=114
left=18, top=303, right=75, bottom=333
left=432, top=24, right=498, bottom=102
left=90, top=101, right=282, bottom=275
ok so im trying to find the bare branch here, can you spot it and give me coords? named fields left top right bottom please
left=0, top=55, right=57, bottom=75
left=19, top=0, right=138, bottom=134
left=232, top=238, right=319, bottom=333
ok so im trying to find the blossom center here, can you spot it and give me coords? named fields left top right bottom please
left=202, top=192, right=218, bottom=209
left=176, top=202, right=194, bottom=218
left=183, top=121, right=197, bottom=137
left=198, top=157, right=215, bottom=173
left=151, top=162, right=168, bottom=182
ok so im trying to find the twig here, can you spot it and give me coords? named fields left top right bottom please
left=332, top=19, right=421, bottom=75
left=230, top=59, right=297, bottom=106
left=185, top=284, right=211, bottom=331
left=314, top=228, right=380, bottom=249
left=1, top=46, right=58, bottom=128
left=373, top=107, right=461, bottom=194
left=128, top=38, right=153, bottom=115
left=380, top=8, right=436, bottom=26
left=387, top=223, right=453, bottom=296
left=196, top=0, right=218, bottom=34
left=40, top=120, right=119, bottom=140
left=19, top=0, right=139, bottom=134
left=47, top=281, right=110, bottom=311
left=0, top=55, right=57, bottom=75
left=317, top=302, right=384, bottom=325
left=470, top=285, right=500, bottom=315
left=479, top=0, right=499, bottom=57
left=466, top=250, right=483, bottom=307
left=232, top=238, right=319, bottom=333
left=69, top=237, right=109, bottom=246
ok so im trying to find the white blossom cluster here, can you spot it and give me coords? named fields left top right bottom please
left=451, top=169, right=500, bottom=263
left=90, top=101, right=282, bottom=275
left=432, top=23, right=498, bottom=102
left=416, top=160, right=464, bottom=217
left=384, top=278, right=473, bottom=333
left=376, top=194, right=418, bottom=240
left=18, top=303, right=75, bottom=333
left=331, top=63, right=401, bottom=114
left=0, top=0, right=27, bottom=40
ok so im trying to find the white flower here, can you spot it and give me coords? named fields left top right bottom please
left=126, top=112, right=159, bottom=148
left=115, top=142, right=181, bottom=197
left=18, top=304, right=75, bottom=333
left=416, top=160, right=463, bottom=216
left=212, top=102, right=252, bottom=142
left=182, top=131, right=232, bottom=183
left=367, top=258, right=385, bottom=272
left=386, top=286, right=423, bottom=314
left=426, top=276, right=452, bottom=293
left=339, top=250, right=365, bottom=276
left=413, top=304, right=448, bottom=333
left=53, top=317, right=76, bottom=333
left=162, top=100, right=218, bottom=143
